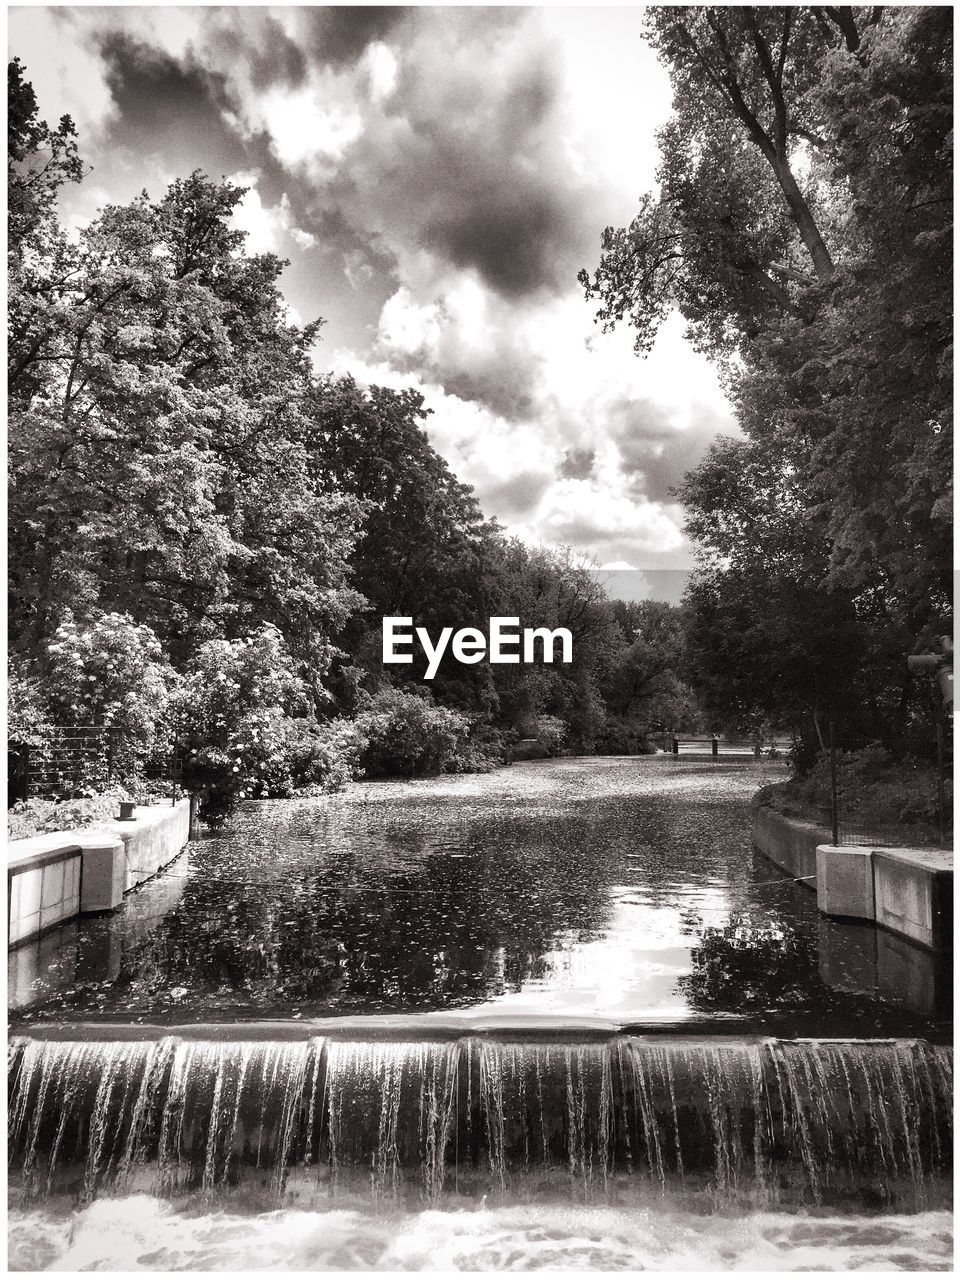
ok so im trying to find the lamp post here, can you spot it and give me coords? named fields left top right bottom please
left=907, top=635, right=954, bottom=712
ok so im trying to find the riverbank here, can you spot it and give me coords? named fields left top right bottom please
left=752, top=803, right=953, bottom=952
left=8, top=799, right=192, bottom=946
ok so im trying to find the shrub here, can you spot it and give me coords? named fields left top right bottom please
left=260, top=716, right=367, bottom=797
left=8, top=785, right=134, bottom=840
left=43, top=613, right=173, bottom=768
left=355, top=687, right=474, bottom=778
left=532, top=714, right=568, bottom=757
left=757, top=743, right=949, bottom=834
left=170, top=627, right=310, bottom=822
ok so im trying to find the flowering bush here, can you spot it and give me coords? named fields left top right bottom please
left=170, top=627, right=360, bottom=820
left=44, top=613, right=173, bottom=764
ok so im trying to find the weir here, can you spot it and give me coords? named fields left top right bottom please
left=9, top=1032, right=952, bottom=1213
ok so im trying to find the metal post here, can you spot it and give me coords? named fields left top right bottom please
left=829, top=715, right=839, bottom=846
left=936, top=718, right=945, bottom=849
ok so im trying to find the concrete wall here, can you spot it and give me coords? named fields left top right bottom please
left=751, top=805, right=823, bottom=883
left=754, top=805, right=953, bottom=953
left=8, top=844, right=83, bottom=945
left=8, top=799, right=192, bottom=948
left=873, top=847, right=953, bottom=952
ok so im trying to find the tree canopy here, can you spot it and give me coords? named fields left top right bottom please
left=581, top=6, right=951, bottom=745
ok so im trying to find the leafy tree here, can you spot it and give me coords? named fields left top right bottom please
left=9, top=115, right=361, bottom=689
left=580, top=8, right=951, bottom=744
left=303, top=375, right=501, bottom=699
left=600, top=600, right=702, bottom=744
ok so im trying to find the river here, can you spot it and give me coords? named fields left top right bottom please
left=8, top=757, right=953, bottom=1270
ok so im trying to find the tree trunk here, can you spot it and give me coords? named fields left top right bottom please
left=771, top=155, right=835, bottom=282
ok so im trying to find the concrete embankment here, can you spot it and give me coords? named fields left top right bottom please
left=8, top=799, right=192, bottom=946
left=753, top=803, right=952, bottom=952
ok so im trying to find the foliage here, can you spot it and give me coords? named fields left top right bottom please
left=7, top=658, right=52, bottom=748
left=601, top=599, right=702, bottom=742
left=9, top=154, right=361, bottom=680
left=758, top=743, right=949, bottom=835
left=43, top=612, right=173, bottom=759
left=355, top=686, right=477, bottom=778
left=580, top=7, right=951, bottom=744
left=170, top=628, right=311, bottom=820
left=262, top=716, right=367, bottom=798
left=8, top=784, right=134, bottom=840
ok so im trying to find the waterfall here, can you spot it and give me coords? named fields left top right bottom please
left=8, top=1035, right=952, bottom=1212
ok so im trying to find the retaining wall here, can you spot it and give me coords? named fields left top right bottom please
left=751, top=805, right=823, bottom=882
left=753, top=804, right=953, bottom=953
left=8, top=799, right=192, bottom=948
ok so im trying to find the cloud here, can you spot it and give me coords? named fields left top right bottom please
left=9, top=5, right=737, bottom=570
left=229, top=178, right=316, bottom=256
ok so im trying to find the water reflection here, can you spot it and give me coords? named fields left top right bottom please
left=10, top=758, right=951, bottom=1038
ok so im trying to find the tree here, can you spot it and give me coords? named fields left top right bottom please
left=8, top=144, right=362, bottom=696
left=601, top=600, right=702, bottom=741
left=579, top=9, right=951, bottom=741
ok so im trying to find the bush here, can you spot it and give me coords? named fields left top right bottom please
left=531, top=715, right=568, bottom=757
left=171, top=627, right=312, bottom=821
left=259, top=716, right=367, bottom=797
left=43, top=613, right=173, bottom=768
left=8, top=785, right=134, bottom=840
left=757, top=743, right=949, bottom=834
left=355, top=687, right=475, bottom=778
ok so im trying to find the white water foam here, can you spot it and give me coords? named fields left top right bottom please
left=9, top=1197, right=952, bottom=1272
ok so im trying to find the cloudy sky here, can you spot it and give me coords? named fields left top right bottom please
left=10, top=5, right=737, bottom=588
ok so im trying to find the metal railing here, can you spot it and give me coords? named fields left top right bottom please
left=8, top=726, right=183, bottom=805
left=826, top=729, right=951, bottom=849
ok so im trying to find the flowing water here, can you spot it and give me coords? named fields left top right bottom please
left=7, top=759, right=954, bottom=1269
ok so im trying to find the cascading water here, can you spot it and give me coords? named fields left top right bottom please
left=8, top=1034, right=952, bottom=1215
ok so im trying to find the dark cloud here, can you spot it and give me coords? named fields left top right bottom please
left=559, top=447, right=596, bottom=480
left=216, top=17, right=307, bottom=91
left=393, top=46, right=595, bottom=300
left=302, top=6, right=410, bottom=66
left=609, top=398, right=734, bottom=501
left=479, top=470, right=553, bottom=521
left=93, top=34, right=292, bottom=200
left=96, top=35, right=244, bottom=167
left=436, top=367, right=536, bottom=421
left=199, top=8, right=411, bottom=92
left=421, top=186, right=574, bottom=299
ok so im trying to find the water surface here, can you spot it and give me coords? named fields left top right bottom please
left=10, top=758, right=950, bottom=1036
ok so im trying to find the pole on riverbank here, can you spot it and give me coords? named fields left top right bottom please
left=829, top=715, right=839, bottom=846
